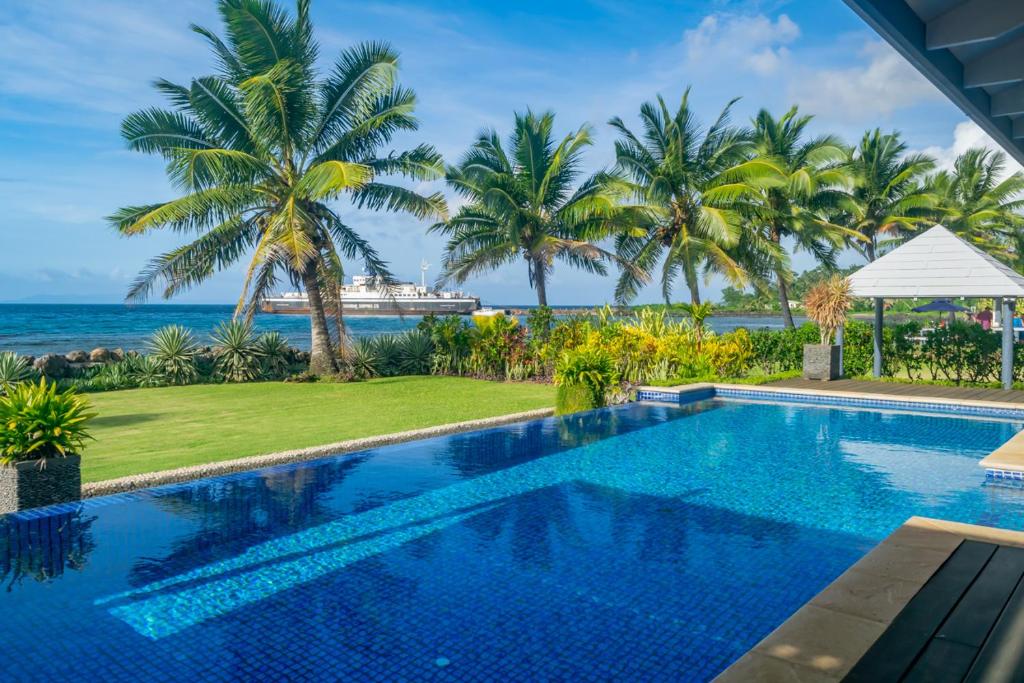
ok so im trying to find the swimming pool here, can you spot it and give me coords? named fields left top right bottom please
left=4, top=394, right=1024, bottom=681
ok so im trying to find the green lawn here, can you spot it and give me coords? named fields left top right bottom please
left=83, top=376, right=554, bottom=483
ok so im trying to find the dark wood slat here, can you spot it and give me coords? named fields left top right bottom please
left=844, top=541, right=997, bottom=682
left=937, top=546, right=1024, bottom=648
left=964, top=572, right=1024, bottom=683
left=903, top=639, right=979, bottom=683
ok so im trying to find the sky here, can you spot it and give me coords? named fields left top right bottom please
left=0, top=0, right=1017, bottom=306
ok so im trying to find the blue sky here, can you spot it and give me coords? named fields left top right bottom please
left=0, top=0, right=1012, bottom=305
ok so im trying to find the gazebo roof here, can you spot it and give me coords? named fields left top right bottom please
left=847, top=225, right=1024, bottom=299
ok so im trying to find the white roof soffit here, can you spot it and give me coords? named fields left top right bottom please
left=847, top=225, right=1024, bottom=299
left=842, top=0, right=1024, bottom=167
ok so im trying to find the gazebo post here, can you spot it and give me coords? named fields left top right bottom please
left=836, top=324, right=844, bottom=376
left=1002, top=298, right=1015, bottom=391
left=873, top=298, right=883, bottom=378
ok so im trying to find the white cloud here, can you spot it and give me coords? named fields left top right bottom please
left=790, top=40, right=943, bottom=122
left=915, top=120, right=1024, bottom=177
left=682, top=13, right=800, bottom=76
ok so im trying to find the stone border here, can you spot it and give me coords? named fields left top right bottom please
left=713, top=517, right=1024, bottom=682
left=81, top=407, right=554, bottom=498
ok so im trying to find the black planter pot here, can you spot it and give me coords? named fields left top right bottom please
left=0, top=456, right=82, bottom=514
left=803, top=344, right=842, bottom=381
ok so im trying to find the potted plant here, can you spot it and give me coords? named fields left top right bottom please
left=803, top=275, right=852, bottom=381
left=0, top=379, right=95, bottom=513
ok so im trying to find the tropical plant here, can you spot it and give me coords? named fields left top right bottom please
left=211, top=320, right=262, bottom=382
left=348, top=337, right=380, bottom=379
left=147, top=325, right=199, bottom=385
left=743, top=108, right=856, bottom=327
left=83, top=362, right=138, bottom=392
left=108, top=0, right=447, bottom=375
left=553, top=347, right=617, bottom=415
left=129, top=355, right=167, bottom=388
left=804, top=276, right=852, bottom=345
left=418, top=314, right=472, bottom=375
left=927, top=148, right=1024, bottom=260
left=255, top=331, right=291, bottom=379
left=841, top=129, right=936, bottom=261
left=610, top=88, right=765, bottom=305
left=370, top=334, right=403, bottom=377
left=397, top=330, right=434, bottom=375
left=469, top=314, right=528, bottom=378
left=0, top=353, right=34, bottom=392
left=0, top=379, right=96, bottom=464
left=432, top=110, right=633, bottom=306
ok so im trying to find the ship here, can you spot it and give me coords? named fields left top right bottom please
left=260, top=263, right=480, bottom=316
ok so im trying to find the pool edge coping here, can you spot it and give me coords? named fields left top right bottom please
left=81, top=407, right=555, bottom=498
left=636, top=382, right=1024, bottom=477
left=712, top=517, right=1024, bottom=682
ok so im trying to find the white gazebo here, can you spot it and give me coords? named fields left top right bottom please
left=847, top=225, right=1024, bottom=390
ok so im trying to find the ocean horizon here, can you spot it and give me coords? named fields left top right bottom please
left=0, top=303, right=803, bottom=355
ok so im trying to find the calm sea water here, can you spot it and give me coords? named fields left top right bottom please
left=0, top=304, right=803, bottom=354
left=2, top=398, right=1021, bottom=680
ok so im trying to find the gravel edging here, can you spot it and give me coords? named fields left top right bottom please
left=82, top=407, right=555, bottom=498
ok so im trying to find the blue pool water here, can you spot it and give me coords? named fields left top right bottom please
left=3, top=397, right=1024, bottom=681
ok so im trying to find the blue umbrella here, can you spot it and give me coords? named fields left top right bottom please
left=911, top=299, right=970, bottom=313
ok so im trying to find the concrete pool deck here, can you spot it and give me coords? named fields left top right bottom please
left=714, top=517, right=1024, bottom=682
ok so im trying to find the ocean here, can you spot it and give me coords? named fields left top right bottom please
left=0, top=304, right=803, bottom=355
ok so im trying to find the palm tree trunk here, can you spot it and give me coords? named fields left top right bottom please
left=301, top=263, right=338, bottom=376
left=684, top=263, right=701, bottom=306
left=865, top=239, right=877, bottom=262
left=776, top=269, right=795, bottom=329
left=533, top=258, right=549, bottom=307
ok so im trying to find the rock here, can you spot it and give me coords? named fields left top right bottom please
left=89, top=347, right=112, bottom=363
left=65, top=350, right=88, bottom=363
left=22, top=355, right=34, bottom=368
left=111, top=348, right=125, bottom=362
left=34, top=354, right=69, bottom=378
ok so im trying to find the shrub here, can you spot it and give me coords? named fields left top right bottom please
left=349, top=337, right=381, bottom=379
left=83, top=361, right=138, bottom=392
left=554, top=347, right=618, bottom=415
left=0, top=352, right=35, bottom=392
left=130, top=355, right=166, bottom=388
left=211, top=320, right=262, bottom=383
left=148, top=325, right=198, bottom=385
left=255, top=332, right=291, bottom=380
left=419, top=315, right=472, bottom=375
left=371, top=334, right=403, bottom=377
left=0, top=379, right=95, bottom=464
left=398, top=330, right=434, bottom=375
left=469, top=314, right=528, bottom=379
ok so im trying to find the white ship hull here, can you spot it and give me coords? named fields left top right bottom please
left=261, top=276, right=480, bottom=316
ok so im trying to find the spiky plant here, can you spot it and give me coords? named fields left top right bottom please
left=370, top=334, right=402, bottom=377
left=397, top=329, right=434, bottom=375
left=0, top=379, right=96, bottom=464
left=147, top=325, right=199, bottom=385
left=255, top=331, right=291, bottom=379
left=0, top=352, right=34, bottom=393
left=348, top=337, right=380, bottom=379
left=109, top=0, right=447, bottom=375
left=804, top=276, right=852, bottom=345
left=211, top=320, right=262, bottom=382
left=130, top=355, right=167, bottom=388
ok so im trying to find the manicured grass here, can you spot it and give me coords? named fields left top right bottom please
left=83, top=376, right=554, bottom=483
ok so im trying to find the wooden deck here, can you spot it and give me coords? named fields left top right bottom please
left=766, top=378, right=1024, bottom=405
left=845, top=540, right=1024, bottom=682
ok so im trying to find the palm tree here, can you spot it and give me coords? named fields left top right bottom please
left=431, top=110, right=632, bottom=307
left=928, top=148, right=1024, bottom=261
left=608, top=89, right=762, bottom=305
left=743, top=107, right=855, bottom=328
left=842, top=129, right=935, bottom=261
left=108, top=0, right=447, bottom=375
